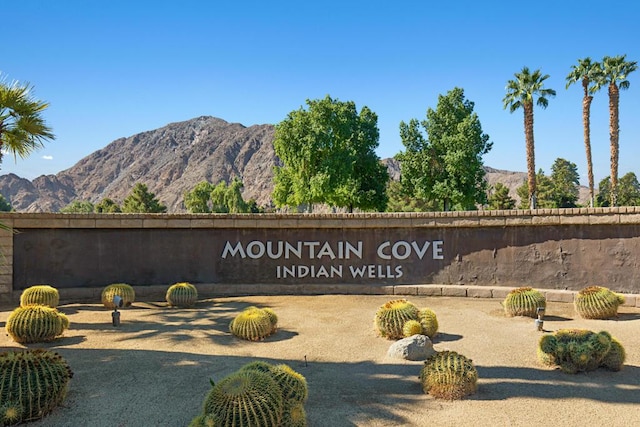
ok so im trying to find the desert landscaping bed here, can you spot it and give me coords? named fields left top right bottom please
left=2, top=294, right=640, bottom=427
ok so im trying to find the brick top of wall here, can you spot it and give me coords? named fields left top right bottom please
left=2, top=208, right=640, bottom=229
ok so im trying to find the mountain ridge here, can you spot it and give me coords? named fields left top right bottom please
left=0, top=116, right=586, bottom=212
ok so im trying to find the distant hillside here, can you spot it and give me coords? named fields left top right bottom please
left=0, top=116, right=589, bottom=212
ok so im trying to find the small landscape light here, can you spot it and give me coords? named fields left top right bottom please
left=112, top=295, right=123, bottom=327
left=535, top=307, right=545, bottom=331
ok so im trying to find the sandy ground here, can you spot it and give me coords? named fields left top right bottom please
left=1, top=294, right=640, bottom=427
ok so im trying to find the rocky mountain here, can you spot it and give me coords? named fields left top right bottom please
left=0, top=117, right=277, bottom=212
left=0, top=116, right=587, bottom=212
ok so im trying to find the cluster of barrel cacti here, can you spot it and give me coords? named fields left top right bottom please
left=19, top=284, right=59, bottom=308
left=190, top=360, right=308, bottom=427
left=229, top=306, right=278, bottom=341
left=101, top=283, right=136, bottom=309
left=0, top=349, right=73, bottom=426
left=538, top=328, right=625, bottom=373
left=165, top=282, right=198, bottom=307
left=574, top=286, right=625, bottom=319
left=419, top=351, right=478, bottom=400
left=502, top=287, right=546, bottom=317
left=374, top=299, right=438, bottom=340
left=6, top=304, right=70, bottom=343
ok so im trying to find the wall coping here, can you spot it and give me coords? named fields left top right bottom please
left=2, top=208, right=640, bottom=229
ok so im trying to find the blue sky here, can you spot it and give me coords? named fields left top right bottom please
left=3, top=1, right=640, bottom=186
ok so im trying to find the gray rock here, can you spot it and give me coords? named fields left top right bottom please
left=387, top=334, right=435, bottom=361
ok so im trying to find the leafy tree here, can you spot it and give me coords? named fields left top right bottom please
left=273, top=95, right=388, bottom=212
left=225, top=178, right=248, bottom=213
left=597, top=172, right=640, bottom=207
left=0, top=75, right=54, bottom=167
left=486, top=183, right=515, bottom=210
left=60, top=200, right=95, bottom=213
left=592, top=55, right=637, bottom=206
left=516, top=170, right=555, bottom=209
left=503, top=67, right=556, bottom=209
left=210, top=181, right=230, bottom=213
left=385, top=180, right=439, bottom=212
left=184, top=179, right=256, bottom=213
left=0, top=193, right=12, bottom=211
left=184, top=181, right=214, bottom=213
left=95, top=198, right=121, bottom=213
left=566, top=58, right=602, bottom=207
left=396, top=87, right=492, bottom=211
left=550, top=158, right=580, bottom=208
left=122, top=183, right=167, bottom=213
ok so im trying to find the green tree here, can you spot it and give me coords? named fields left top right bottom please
left=95, top=198, right=121, bottom=213
left=396, top=87, right=492, bottom=211
left=597, top=172, right=640, bottom=207
left=566, top=58, right=602, bottom=207
left=385, top=180, right=439, bottom=212
left=592, top=55, right=637, bottom=206
left=0, top=75, right=54, bottom=167
left=516, top=170, right=555, bottom=209
left=122, top=183, right=167, bottom=213
left=486, top=183, right=515, bottom=210
left=503, top=67, right=556, bottom=209
left=184, top=181, right=214, bottom=213
left=0, top=193, right=12, bottom=211
left=210, top=181, right=230, bottom=213
left=273, top=95, right=388, bottom=212
left=225, top=178, right=248, bottom=213
left=550, top=158, right=580, bottom=208
left=60, top=200, right=95, bottom=213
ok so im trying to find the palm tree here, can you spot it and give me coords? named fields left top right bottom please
left=503, top=67, right=556, bottom=209
left=592, top=55, right=637, bottom=207
left=566, top=58, right=601, bottom=208
left=0, top=75, right=54, bottom=167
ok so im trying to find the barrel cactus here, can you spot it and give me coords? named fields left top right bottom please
left=0, top=349, right=73, bottom=425
left=282, top=400, right=307, bottom=427
left=403, top=319, right=424, bottom=337
left=419, top=351, right=478, bottom=400
left=374, top=299, right=420, bottom=340
left=229, top=307, right=276, bottom=341
left=538, top=328, right=625, bottom=373
left=166, top=282, right=198, bottom=307
left=418, top=308, right=439, bottom=339
left=271, top=363, right=309, bottom=403
left=574, top=286, right=625, bottom=319
left=20, top=285, right=59, bottom=308
left=101, top=283, right=135, bottom=309
left=6, top=304, right=70, bottom=343
left=502, top=287, right=546, bottom=317
left=202, top=370, right=284, bottom=426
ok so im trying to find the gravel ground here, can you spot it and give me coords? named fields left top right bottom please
left=1, top=294, right=639, bottom=427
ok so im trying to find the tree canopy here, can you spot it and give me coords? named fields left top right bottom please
left=0, top=75, right=54, bottom=167
left=272, top=95, right=388, bottom=212
left=486, top=183, right=515, bottom=210
left=122, top=183, right=167, bottom=213
left=597, top=172, right=640, bottom=207
left=184, top=178, right=259, bottom=213
left=515, top=158, right=580, bottom=208
left=60, top=200, right=95, bottom=213
left=395, top=87, right=492, bottom=211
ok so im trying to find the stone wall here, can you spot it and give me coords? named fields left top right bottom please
left=1, top=208, right=640, bottom=304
